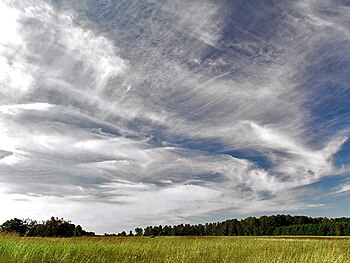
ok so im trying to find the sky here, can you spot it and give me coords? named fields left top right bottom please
left=0, top=0, right=349, bottom=234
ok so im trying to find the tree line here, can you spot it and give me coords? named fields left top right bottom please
left=3, top=214, right=350, bottom=237
left=125, top=215, right=350, bottom=237
left=0, top=217, right=95, bottom=237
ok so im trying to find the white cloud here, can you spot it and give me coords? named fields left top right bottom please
left=0, top=154, right=21, bottom=165
left=0, top=103, right=54, bottom=115
left=158, top=0, right=225, bottom=46
left=0, top=0, right=36, bottom=96
left=335, top=184, right=350, bottom=195
left=0, top=1, right=21, bottom=45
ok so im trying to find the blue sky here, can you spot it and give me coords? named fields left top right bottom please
left=0, top=0, right=349, bottom=233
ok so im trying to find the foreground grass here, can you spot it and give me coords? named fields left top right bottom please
left=0, top=235, right=350, bottom=263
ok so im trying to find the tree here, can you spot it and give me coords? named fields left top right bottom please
left=25, top=219, right=40, bottom=237
left=135, top=227, right=143, bottom=236
left=74, top=225, right=84, bottom=237
left=0, top=218, right=27, bottom=236
left=144, top=226, right=154, bottom=236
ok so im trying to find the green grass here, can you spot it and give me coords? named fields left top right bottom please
left=0, top=235, right=350, bottom=262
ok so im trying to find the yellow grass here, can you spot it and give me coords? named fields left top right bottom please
left=0, top=235, right=350, bottom=262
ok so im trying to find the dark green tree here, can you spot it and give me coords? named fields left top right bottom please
left=0, top=218, right=27, bottom=236
left=135, top=227, right=143, bottom=236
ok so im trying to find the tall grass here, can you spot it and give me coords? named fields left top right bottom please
left=0, top=234, right=349, bottom=262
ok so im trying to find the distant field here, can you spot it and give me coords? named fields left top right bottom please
left=1, top=235, right=350, bottom=263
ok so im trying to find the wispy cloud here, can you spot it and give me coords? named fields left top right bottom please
left=0, top=0, right=349, bottom=232
left=0, top=103, right=54, bottom=115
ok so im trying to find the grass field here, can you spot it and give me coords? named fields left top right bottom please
left=0, top=235, right=350, bottom=262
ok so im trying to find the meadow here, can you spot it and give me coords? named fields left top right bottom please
left=0, top=235, right=350, bottom=263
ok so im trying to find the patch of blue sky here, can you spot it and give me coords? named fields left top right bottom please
left=333, top=139, right=350, bottom=167
left=222, top=150, right=273, bottom=170
left=308, top=175, right=349, bottom=191
left=295, top=37, right=350, bottom=146
left=170, top=136, right=273, bottom=170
